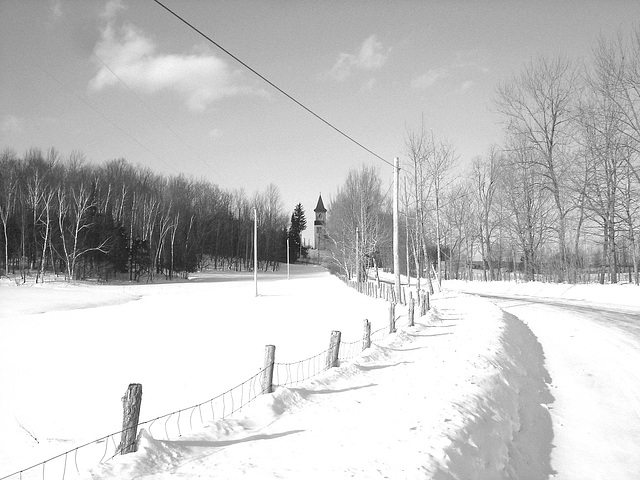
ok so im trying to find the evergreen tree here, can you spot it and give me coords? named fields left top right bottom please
left=288, top=203, right=307, bottom=262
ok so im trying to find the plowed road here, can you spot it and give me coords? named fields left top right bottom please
left=467, top=292, right=640, bottom=480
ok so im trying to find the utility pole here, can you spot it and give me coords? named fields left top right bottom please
left=393, top=157, right=401, bottom=301
left=355, top=227, right=360, bottom=282
left=404, top=177, right=411, bottom=287
left=254, top=207, right=258, bottom=296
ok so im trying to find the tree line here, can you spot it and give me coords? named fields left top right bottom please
left=326, top=27, right=640, bottom=286
left=0, top=148, right=298, bottom=282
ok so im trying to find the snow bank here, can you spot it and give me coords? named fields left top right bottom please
left=444, top=278, right=640, bottom=309
left=424, top=297, right=553, bottom=479
left=85, top=293, right=553, bottom=479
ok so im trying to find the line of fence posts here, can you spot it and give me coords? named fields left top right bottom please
left=346, top=276, right=427, bottom=311
left=4, top=276, right=434, bottom=480
left=118, top=278, right=429, bottom=456
left=63, top=278, right=431, bottom=466
left=114, top=323, right=372, bottom=459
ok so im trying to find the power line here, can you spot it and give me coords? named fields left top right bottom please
left=151, top=0, right=395, bottom=169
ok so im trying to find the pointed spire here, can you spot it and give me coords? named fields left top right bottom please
left=314, top=194, right=327, bottom=213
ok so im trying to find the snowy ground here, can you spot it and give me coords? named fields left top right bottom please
left=443, top=278, right=640, bottom=310
left=1, top=268, right=636, bottom=479
left=445, top=278, right=640, bottom=479
left=0, top=265, right=391, bottom=477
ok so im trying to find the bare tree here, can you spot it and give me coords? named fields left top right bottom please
left=470, top=148, right=500, bottom=281
left=327, top=165, right=390, bottom=281
left=578, top=88, right=629, bottom=283
left=0, top=149, right=19, bottom=276
left=500, top=136, right=555, bottom=281
left=404, top=120, right=434, bottom=293
left=587, top=30, right=640, bottom=283
left=426, top=140, right=458, bottom=286
left=495, top=55, right=580, bottom=281
left=56, top=159, right=109, bottom=281
left=591, top=29, right=640, bottom=159
left=442, top=181, right=473, bottom=280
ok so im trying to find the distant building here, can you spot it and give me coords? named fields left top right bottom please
left=314, top=194, right=327, bottom=250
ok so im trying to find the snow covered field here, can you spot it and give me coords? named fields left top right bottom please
left=0, top=265, right=391, bottom=477
left=2, top=267, right=635, bottom=478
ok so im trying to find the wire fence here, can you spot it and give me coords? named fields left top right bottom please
left=1, top=368, right=269, bottom=480
left=1, top=276, right=425, bottom=480
left=274, top=348, right=331, bottom=387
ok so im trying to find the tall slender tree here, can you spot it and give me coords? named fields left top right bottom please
left=288, top=203, right=307, bottom=263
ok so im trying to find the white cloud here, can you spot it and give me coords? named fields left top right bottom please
left=411, top=68, right=449, bottom=89
left=208, top=128, right=223, bottom=138
left=411, top=49, right=489, bottom=92
left=101, top=0, right=125, bottom=20
left=1, top=115, right=24, bottom=136
left=329, top=35, right=388, bottom=81
left=89, top=7, right=264, bottom=111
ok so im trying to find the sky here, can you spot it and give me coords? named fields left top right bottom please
left=2, top=0, right=640, bottom=243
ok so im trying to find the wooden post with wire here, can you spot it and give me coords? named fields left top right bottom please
left=262, top=345, right=276, bottom=394
left=120, top=383, right=142, bottom=455
left=327, top=330, right=341, bottom=368
left=420, top=290, right=430, bottom=316
left=408, top=295, right=415, bottom=327
left=389, top=302, right=396, bottom=334
left=362, top=319, right=371, bottom=351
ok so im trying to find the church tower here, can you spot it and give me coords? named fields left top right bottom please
left=314, top=194, right=327, bottom=250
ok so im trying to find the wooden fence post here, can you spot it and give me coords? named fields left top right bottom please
left=326, top=330, right=341, bottom=369
left=409, top=296, right=415, bottom=327
left=425, top=290, right=430, bottom=311
left=420, top=290, right=426, bottom=316
left=262, top=345, right=276, bottom=394
left=120, top=383, right=142, bottom=455
left=362, top=319, right=371, bottom=350
left=389, top=302, right=396, bottom=333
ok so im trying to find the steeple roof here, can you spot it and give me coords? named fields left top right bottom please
left=314, top=194, right=327, bottom=213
